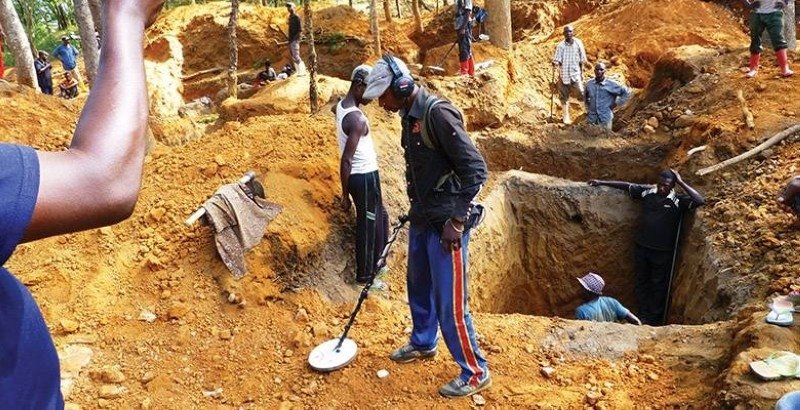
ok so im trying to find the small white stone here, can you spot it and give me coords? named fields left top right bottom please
left=138, top=309, right=157, bottom=323
left=376, top=369, right=390, bottom=379
left=473, top=394, right=486, bottom=406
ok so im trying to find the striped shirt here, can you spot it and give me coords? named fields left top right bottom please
left=553, top=39, right=587, bottom=85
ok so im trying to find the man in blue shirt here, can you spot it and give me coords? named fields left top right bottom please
left=575, top=272, right=641, bottom=325
left=0, top=1, right=164, bottom=407
left=584, top=62, right=630, bottom=130
left=52, top=36, right=83, bottom=88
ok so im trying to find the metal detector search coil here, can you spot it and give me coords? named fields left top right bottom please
left=307, top=215, right=409, bottom=372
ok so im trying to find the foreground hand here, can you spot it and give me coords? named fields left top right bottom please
left=440, top=220, right=463, bottom=252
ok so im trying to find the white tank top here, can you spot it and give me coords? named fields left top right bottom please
left=336, top=102, right=379, bottom=175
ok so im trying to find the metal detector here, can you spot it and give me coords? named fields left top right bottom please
left=427, top=40, right=458, bottom=74
left=308, top=215, right=409, bottom=372
left=662, top=213, right=684, bottom=325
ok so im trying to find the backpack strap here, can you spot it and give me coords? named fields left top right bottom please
left=421, top=95, right=442, bottom=151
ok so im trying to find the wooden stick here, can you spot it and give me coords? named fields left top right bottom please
left=696, top=124, right=800, bottom=176
left=687, top=145, right=707, bottom=157
left=736, top=89, right=755, bottom=130
left=184, top=171, right=257, bottom=227
left=182, top=67, right=224, bottom=81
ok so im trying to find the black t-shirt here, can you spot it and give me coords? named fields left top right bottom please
left=629, top=184, right=696, bottom=251
left=288, top=14, right=302, bottom=41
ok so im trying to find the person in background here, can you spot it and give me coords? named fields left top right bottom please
left=742, top=0, right=793, bottom=78
left=35, top=51, right=53, bottom=95
left=455, top=0, right=475, bottom=76
left=584, top=62, right=630, bottom=130
left=59, top=71, right=79, bottom=99
left=255, top=60, right=277, bottom=86
left=286, top=2, right=306, bottom=75
left=552, top=25, right=589, bottom=125
left=52, top=36, right=83, bottom=88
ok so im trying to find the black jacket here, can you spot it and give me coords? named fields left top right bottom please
left=401, top=88, right=488, bottom=230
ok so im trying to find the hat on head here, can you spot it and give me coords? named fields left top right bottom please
left=351, top=64, right=372, bottom=83
left=577, top=272, right=605, bottom=295
left=362, top=55, right=411, bottom=100
left=286, top=2, right=296, bottom=8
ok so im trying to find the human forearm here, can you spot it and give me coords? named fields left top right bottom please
left=590, top=180, right=633, bottom=191
left=677, top=180, right=705, bottom=206
left=24, top=1, right=162, bottom=241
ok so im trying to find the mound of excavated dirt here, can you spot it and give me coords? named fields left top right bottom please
left=220, top=74, right=350, bottom=120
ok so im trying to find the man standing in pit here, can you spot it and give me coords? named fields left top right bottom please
left=743, top=0, right=793, bottom=78
left=455, top=0, right=475, bottom=76
left=552, top=25, right=588, bottom=125
left=0, top=0, right=164, bottom=406
left=336, top=65, right=390, bottom=290
left=584, top=62, right=630, bottom=130
left=587, top=170, right=705, bottom=326
left=363, top=55, right=491, bottom=398
left=286, top=2, right=306, bottom=75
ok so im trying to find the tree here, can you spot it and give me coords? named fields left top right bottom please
left=370, top=0, right=381, bottom=55
left=227, top=0, right=239, bottom=99
left=383, top=0, right=392, bottom=22
left=73, top=0, right=100, bottom=83
left=0, top=0, right=38, bottom=89
left=486, top=0, right=511, bottom=50
left=87, top=0, right=102, bottom=36
left=411, top=0, right=422, bottom=34
left=304, top=0, right=318, bottom=113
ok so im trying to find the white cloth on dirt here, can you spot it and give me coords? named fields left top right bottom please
left=202, top=182, right=282, bottom=278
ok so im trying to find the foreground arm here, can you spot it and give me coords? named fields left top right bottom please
left=23, top=1, right=164, bottom=242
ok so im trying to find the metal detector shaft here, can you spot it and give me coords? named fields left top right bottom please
left=662, top=213, right=683, bottom=325
left=335, top=215, right=409, bottom=351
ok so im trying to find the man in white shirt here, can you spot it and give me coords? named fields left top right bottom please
left=336, top=65, right=389, bottom=289
left=553, top=25, right=589, bottom=124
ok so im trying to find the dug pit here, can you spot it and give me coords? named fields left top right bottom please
left=468, top=171, right=734, bottom=324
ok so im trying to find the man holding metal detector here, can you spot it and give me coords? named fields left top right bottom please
left=362, top=54, right=491, bottom=398
left=588, top=170, right=705, bottom=326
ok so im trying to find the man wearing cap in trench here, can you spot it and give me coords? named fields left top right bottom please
left=575, top=272, right=642, bottom=325
left=285, top=2, right=306, bottom=75
left=52, top=36, right=84, bottom=88
left=362, top=54, right=491, bottom=398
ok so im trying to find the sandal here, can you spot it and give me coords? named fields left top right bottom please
left=750, top=351, right=800, bottom=381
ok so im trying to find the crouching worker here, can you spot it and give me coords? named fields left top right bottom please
left=575, top=272, right=642, bottom=325
left=0, top=0, right=164, bottom=407
left=362, top=55, right=491, bottom=398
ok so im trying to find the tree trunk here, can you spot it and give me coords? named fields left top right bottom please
left=370, top=0, right=382, bottom=55
left=0, top=0, right=37, bottom=89
left=73, top=0, right=100, bottom=84
left=486, top=0, right=512, bottom=50
left=383, top=0, right=393, bottom=22
left=15, top=0, right=36, bottom=55
left=396, top=0, right=402, bottom=18
left=411, top=0, right=422, bottom=33
left=304, top=0, right=318, bottom=113
left=227, top=0, right=240, bottom=99
left=87, top=0, right=102, bottom=37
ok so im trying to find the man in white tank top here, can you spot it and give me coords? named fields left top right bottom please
left=336, top=65, right=390, bottom=289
